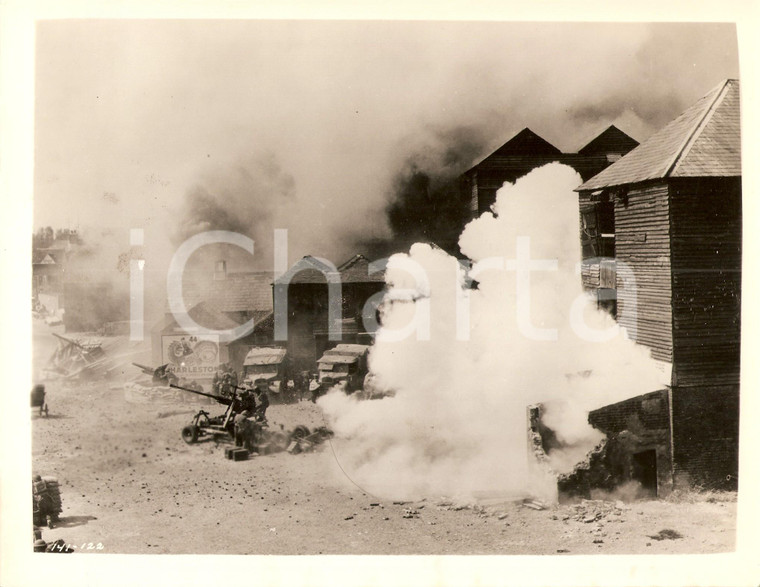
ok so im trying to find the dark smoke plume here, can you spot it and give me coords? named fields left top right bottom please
left=172, top=152, right=296, bottom=271
left=374, top=125, right=493, bottom=258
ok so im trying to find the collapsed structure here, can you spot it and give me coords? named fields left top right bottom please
left=551, top=79, right=741, bottom=497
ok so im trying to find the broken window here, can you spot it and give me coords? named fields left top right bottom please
left=580, top=193, right=615, bottom=259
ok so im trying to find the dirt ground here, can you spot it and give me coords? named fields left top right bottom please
left=30, top=323, right=736, bottom=556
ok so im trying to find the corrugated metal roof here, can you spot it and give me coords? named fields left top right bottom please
left=577, top=79, right=740, bottom=190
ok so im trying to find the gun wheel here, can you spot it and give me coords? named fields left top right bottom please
left=181, top=425, right=199, bottom=444
left=290, top=425, right=310, bottom=442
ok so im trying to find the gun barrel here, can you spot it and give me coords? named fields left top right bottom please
left=52, top=332, right=85, bottom=349
left=132, top=362, right=155, bottom=373
left=169, top=383, right=233, bottom=406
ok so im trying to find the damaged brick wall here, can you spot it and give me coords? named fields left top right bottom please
left=556, top=389, right=673, bottom=500
left=671, top=385, right=739, bottom=490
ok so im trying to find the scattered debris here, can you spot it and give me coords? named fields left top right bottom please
left=286, top=426, right=334, bottom=454
left=565, top=499, right=627, bottom=523
left=344, top=515, right=354, bottom=521
left=402, top=509, right=419, bottom=519
left=47, top=333, right=139, bottom=380
left=521, top=498, right=547, bottom=511
left=647, top=529, right=683, bottom=541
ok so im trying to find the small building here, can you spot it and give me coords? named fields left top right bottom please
left=33, top=237, right=79, bottom=315
left=462, top=125, right=639, bottom=217
left=273, top=254, right=386, bottom=371
left=568, top=79, right=741, bottom=494
left=153, top=262, right=276, bottom=386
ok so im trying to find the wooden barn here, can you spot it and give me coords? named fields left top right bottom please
left=573, top=79, right=741, bottom=494
left=273, top=254, right=386, bottom=371
left=462, top=125, right=639, bottom=217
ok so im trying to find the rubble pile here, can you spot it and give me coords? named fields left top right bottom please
left=46, top=333, right=140, bottom=381
left=563, top=498, right=628, bottom=523
left=286, top=426, right=334, bottom=455
left=557, top=438, right=612, bottom=501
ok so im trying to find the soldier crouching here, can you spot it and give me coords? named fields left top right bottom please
left=234, top=388, right=257, bottom=451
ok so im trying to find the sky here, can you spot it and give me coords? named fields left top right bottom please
left=33, top=21, right=740, bottom=273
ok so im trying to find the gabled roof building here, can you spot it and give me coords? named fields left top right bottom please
left=463, top=125, right=639, bottom=216
left=273, top=254, right=386, bottom=369
left=569, top=79, right=741, bottom=496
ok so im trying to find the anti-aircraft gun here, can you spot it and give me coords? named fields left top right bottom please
left=132, top=363, right=179, bottom=386
left=170, top=383, right=254, bottom=444
left=170, top=382, right=315, bottom=456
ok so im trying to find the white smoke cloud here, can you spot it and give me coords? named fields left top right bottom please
left=320, top=163, right=666, bottom=501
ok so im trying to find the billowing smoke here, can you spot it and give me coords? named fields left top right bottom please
left=381, top=125, right=490, bottom=257
left=172, top=151, right=296, bottom=272
left=320, top=163, right=666, bottom=501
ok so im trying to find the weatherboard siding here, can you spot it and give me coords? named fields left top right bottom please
left=669, top=178, right=741, bottom=387
left=613, top=182, right=673, bottom=363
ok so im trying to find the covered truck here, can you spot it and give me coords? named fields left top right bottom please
left=241, top=347, right=291, bottom=402
left=315, top=344, right=370, bottom=394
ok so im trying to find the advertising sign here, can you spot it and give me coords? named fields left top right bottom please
left=161, top=334, right=220, bottom=379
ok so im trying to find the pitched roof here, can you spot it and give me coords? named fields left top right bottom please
left=276, top=254, right=386, bottom=285
left=337, top=255, right=387, bottom=283
left=160, top=301, right=243, bottom=334
left=33, top=249, right=66, bottom=265
left=275, top=256, right=341, bottom=285
left=578, top=79, right=740, bottom=191
left=180, top=271, right=273, bottom=312
left=577, top=125, right=639, bottom=156
left=492, top=128, right=562, bottom=157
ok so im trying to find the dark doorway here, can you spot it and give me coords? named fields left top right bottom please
left=632, top=450, right=658, bottom=498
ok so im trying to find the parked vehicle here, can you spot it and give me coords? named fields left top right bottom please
left=241, top=347, right=292, bottom=402
left=315, top=344, right=370, bottom=395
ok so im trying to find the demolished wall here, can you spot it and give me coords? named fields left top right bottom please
left=556, top=389, right=673, bottom=500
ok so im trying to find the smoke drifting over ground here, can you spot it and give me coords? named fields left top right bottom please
left=320, top=164, right=666, bottom=501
